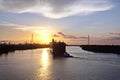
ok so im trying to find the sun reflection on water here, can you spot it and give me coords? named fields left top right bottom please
left=36, top=48, right=52, bottom=80
left=41, top=48, right=49, bottom=69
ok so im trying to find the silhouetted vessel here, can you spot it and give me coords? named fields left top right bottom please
left=50, top=39, right=73, bottom=57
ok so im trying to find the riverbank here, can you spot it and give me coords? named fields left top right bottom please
left=0, top=44, right=49, bottom=54
left=80, top=45, right=120, bottom=54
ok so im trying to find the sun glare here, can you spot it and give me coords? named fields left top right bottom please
left=41, top=34, right=50, bottom=44
left=42, top=36, right=49, bottom=41
left=35, top=30, right=51, bottom=44
left=42, top=49, right=49, bottom=61
left=40, top=48, right=50, bottom=69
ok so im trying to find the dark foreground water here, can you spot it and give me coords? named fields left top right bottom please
left=0, top=46, right=120, bottom=80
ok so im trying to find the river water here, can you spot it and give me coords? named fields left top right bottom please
left=0, top=46, right=120, bottom=80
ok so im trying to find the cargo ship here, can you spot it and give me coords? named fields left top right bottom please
left=50, top=39, right=73, bottom=57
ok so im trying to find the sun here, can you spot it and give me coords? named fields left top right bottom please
left=39, top=31, right=51, bottom=44
left=42, top=36, right=49, bottom=41
left=42, top=36, right=50, bottom=44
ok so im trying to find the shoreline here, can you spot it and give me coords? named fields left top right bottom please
left=1, top=44, right=120, bottom=54
left=80, top=45, right=120, bottom=54
left=0, top=44, right=49, bottom=54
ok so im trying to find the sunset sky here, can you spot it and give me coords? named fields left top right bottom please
left=0, top=0, right=120, bottom=45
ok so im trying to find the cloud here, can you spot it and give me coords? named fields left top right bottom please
left=80, top=37, right=88, bottom=39
left=0, top=22, right=43, bottom=32
left=0, top=22, right=21, bottom=29
left=0, top=0, right=37, bottom=12
left=58, top=32, right=66, bottom=36
left=109, top=37, right=120, bottom=40
left=0, top=0, right=114, bottom=19
left=57, top=32, right=88, bottom=39
left=58, top=32, right=76, bottom=39
left=109, top=33, right=120, bottom=41
left=52, top=34, right=60, bottom=37
left=109, top=33, right=120, bottom=35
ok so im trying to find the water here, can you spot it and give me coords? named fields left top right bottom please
left=0, top=46, right=120, bottom=80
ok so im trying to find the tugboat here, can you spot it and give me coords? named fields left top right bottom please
left=50, top=39, right=73, bottom=57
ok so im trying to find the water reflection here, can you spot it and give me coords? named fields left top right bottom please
left=41, top=48, right=50, bottom=69
left=36, top=48, right=52, bottom=80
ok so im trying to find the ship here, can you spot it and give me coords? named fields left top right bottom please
left=50, top=39, right=73, bottom=57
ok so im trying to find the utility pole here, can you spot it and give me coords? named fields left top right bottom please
left=31, top=33, right=33, bottom=44
left=88, top=35, right=90, bottom=45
